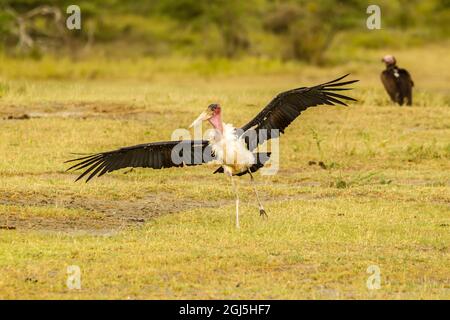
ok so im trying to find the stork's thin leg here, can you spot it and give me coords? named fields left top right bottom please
left=230, top=176, right=240, bottom=229
left=248, top=171, right=268, bottom=218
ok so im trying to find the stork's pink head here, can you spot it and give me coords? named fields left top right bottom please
left=189, top=103, right=223, bottom=132
left=382, top=55, right=396, bottom=66
left=207, top=103, right=221, bottom=116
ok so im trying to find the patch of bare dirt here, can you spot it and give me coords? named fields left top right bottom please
left=0, top=190, right=231, bottom=234
left=1, top=173, right=448, bottom=234
left=4, top=114, right=31, bottom=120
left=0, top=102, right=167, bottom=120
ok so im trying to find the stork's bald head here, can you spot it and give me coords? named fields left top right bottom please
left=207, top=103, right=221, bottom=114
left=382, top=55, right=396, bottom=66
left=189, top=104, right=221, bottom=128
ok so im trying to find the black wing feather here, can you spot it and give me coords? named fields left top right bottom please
left=66, top=140, right=212, bottom=182
left=240, top=74, right=358, bottom=150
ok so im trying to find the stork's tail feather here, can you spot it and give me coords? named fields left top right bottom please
left=213, top=152, right=271, bottom=176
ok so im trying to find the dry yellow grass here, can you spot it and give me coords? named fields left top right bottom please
left=0, top=45, right=449, bottom=299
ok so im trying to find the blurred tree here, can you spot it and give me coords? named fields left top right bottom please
left=158, top=0, right=251, bottom=57
left=0, top=0, right=448, bottom=61
left=264, top=0, right=364, bottom=63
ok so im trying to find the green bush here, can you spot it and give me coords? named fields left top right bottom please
left=0, top=0, right=448, bottom=63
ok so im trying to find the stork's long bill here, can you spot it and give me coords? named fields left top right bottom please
left=66, top=74, right=359, bottom=228
left=189, top=111, right=210, bottom=129
left=189, top=104, right=223, bottom=133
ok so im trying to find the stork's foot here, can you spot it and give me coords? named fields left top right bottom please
left=259, top=208, right=268, bottom=218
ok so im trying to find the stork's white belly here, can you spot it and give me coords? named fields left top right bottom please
left=209, top=123, right=255, bottom=175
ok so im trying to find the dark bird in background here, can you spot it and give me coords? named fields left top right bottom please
left=66, top=75, right=358, bottom=228
left=381, top=55, right=414, bottom=106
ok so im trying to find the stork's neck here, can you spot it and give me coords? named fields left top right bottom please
left=208, top=112, right=223, bottom=133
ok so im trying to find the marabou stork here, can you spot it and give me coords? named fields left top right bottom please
left=381, top=55, right=414, bottom=106
left=66, top=74, right=358, bottom=228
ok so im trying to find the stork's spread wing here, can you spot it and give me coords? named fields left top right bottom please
left=66, top=140, right=213, bottom=182
left=240, top=74, right=358, bottom=150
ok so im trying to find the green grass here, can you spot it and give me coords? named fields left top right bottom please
left=0, top=45, right=449, bottom=299
left=0, top=198, right=448, bottom=299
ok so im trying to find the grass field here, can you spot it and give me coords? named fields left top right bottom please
left=0, top=45, right=449, bottom=299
